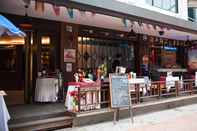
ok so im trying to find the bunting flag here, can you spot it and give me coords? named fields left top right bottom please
left=153, top=25, right=157, bottom=30
left=35, top=0, right=45, bottom=14
left=129, top=20, right=135, bottom=26
left=52, top=4, right=60, bottom=16
left=67, top=8, right=74, bottom=19
left=121, top=18, right=127, bottom=27
left=138, top=21, right=143, bottom=27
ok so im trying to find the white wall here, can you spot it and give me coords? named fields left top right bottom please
left=116, top=0, right=188, bottom=20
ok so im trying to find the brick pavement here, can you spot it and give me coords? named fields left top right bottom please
left=130, top=113, right=197, bottom=131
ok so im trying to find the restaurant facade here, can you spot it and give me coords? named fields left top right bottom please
left=0, top=0, right=197, bottom=106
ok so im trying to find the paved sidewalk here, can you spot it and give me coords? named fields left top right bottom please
left=57, top=104, right=197, bottom=131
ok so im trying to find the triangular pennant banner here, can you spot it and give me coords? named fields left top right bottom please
left=121, top=18, right=127, bottom=27
left=67, top=8, right=74, bottom=19
left=52, top=4, right=60, bottom=16
left=35, top=0, right=45, bottom=14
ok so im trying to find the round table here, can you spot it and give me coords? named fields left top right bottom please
left=35, top=78, right=58, bottom=102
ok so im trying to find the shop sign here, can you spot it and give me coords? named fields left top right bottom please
left=64, top=49, right=76, bottom=63
left=66, top=63, right=72, bottom=72
left=188, top=49, right=197, bottom=70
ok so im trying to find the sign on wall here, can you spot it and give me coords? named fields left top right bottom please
left=64, top=49, right=76, bottom=63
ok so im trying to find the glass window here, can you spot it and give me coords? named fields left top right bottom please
left=146, top=0, right=153, bottom=5
left=154, top=0, right=162, bottom=8
left=163, top=0, right=171, bottom=10
left=77, top=37, right=135, bottom=74
left=146, top=0, right=178, bottom=13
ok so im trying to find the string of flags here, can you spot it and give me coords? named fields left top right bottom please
left=67, top=8, right=74, bottom=19
left=25, top=0, right=96, bottom=19
left=23, top=0, right=173, bottom=38
left=23, top=0, right=164, bottom=32
left=52, top=4, right=60, bottom=16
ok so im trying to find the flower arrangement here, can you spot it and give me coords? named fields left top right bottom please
left=98, top=62, right=107, bottom=79
left=69, top=90, right=79, bottom=111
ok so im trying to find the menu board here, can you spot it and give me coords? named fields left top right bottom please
left=109, top=74, right=129, bottom=108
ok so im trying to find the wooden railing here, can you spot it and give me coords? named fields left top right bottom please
left=100, top=79, right=197, bottom=107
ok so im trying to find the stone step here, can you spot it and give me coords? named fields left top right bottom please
left=9, top=116, right=74, bottom=131
left=9, top=111, right=74, bottom=125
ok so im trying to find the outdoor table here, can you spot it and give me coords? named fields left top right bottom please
left=65, top=81, right=101, bottom=112
left=129, top=78, right=150, bottom=95
left=0, top=91, right=10, bottom=131
left=35, top=77, right=59, bottom=102
left=166, top=76, right=179, bottom=92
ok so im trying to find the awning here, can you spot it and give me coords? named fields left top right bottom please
left=0, top=14, right=26, bottom=37
left=57, top=0, right=197, bottom=34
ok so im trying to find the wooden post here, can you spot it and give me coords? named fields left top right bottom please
left=78, top=87, right=81, bottom=112
left=158, top=82, right=161, bottom=99
left=175, top=81, right=179, bottom=97
left=24, top=31, right=32, bottom=104
left=128, top=90, right=134, bottom=123
left=113, top=108, right=118, bottom=124
left=190, top=81, right=193, bottom=95
left=135, top=84, right=140, bottom=103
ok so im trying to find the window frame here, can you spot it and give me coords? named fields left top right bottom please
left=147, top=0, right=178, bottom=13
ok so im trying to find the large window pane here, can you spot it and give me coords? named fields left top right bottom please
left=163, top=0, right=171, bottom=10
left=146, top=0, right=178, bottom=13
left=146, top=0, right=153, bottom=5
left=154, top=0, right=162, bottom=8
left=169, top=0, right=177, bottom=12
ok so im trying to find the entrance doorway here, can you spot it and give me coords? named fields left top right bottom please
left=0, top=36, right=25, bottom=105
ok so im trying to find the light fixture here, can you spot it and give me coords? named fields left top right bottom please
left=0, top=36, right=25, bottom=45
left=41, top=36, right=50, bottom=45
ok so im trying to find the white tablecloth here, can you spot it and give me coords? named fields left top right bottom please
left=129, top=78, right=149, bottom=95
left=166, top=76, right=179, bottom=92
left=35, top=78, right=58, bottom=102
left=0, top=96, right=10, bottom=131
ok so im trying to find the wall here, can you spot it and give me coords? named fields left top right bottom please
left=116, top=0, right=188, bottom=20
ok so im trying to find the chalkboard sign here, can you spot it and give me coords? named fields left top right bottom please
left=109, top=74, right=129, bottom=108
